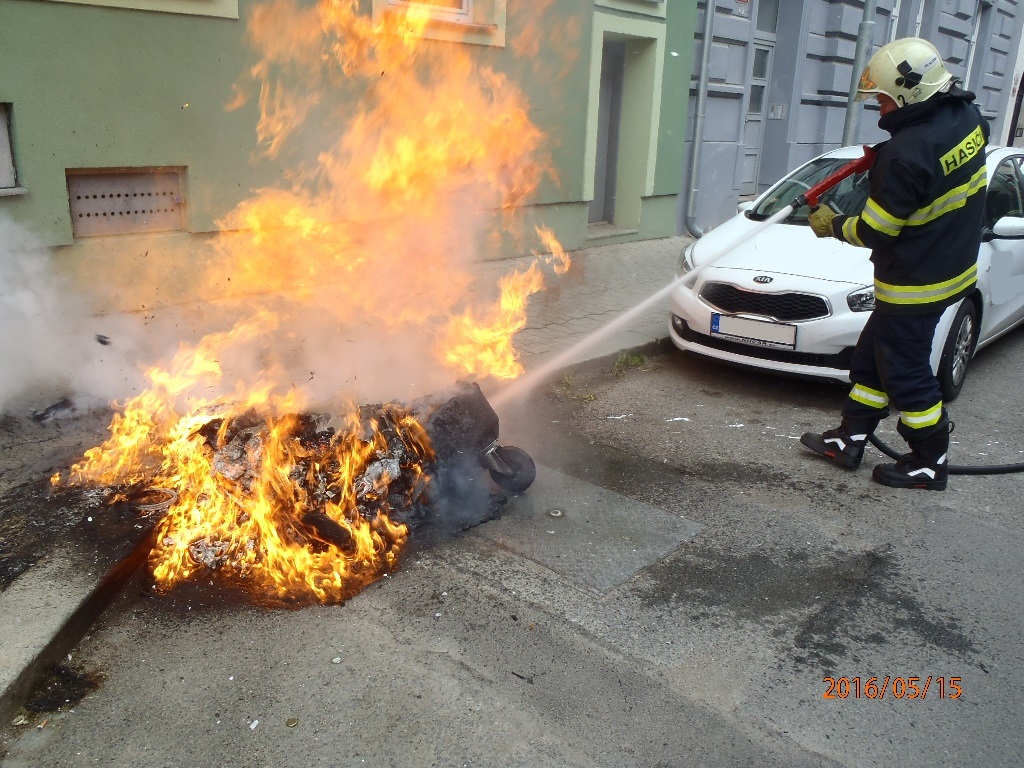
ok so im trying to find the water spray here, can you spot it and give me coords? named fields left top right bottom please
left=491, top=206, right=808, bottom=408
left=492, top=147, right=883, bottom=409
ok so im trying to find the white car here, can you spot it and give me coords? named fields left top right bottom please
left=669, top=145, right=1024, bottom=400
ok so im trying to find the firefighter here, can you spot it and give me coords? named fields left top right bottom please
left=801, top=37, right=989, bottom=490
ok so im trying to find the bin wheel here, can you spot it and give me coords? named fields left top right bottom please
left=488, top=446, right=537, bottom=493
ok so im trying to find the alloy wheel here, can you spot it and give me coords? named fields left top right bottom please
left=951, top=314, right=974, bottom=386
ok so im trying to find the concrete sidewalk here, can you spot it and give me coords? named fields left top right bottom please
left=0, top=234, right=692, bottom=725
left=489, top=234, right=690, bottom=365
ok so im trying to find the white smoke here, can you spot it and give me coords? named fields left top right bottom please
left=0, top=208, right=467, bottom=420
left=0, top=213, right=147, bottom=416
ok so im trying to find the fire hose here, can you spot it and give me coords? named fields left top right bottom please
left=794, top=146, right=1024, bottom=476
left=868, top=434, right=1024, bottom=475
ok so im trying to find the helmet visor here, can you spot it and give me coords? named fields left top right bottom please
left=856, top=67, right=881, bottom=101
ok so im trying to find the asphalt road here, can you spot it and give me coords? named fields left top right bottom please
left=4, top=324, right=1024, bottom=767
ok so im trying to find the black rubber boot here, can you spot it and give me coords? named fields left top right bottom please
left=872, top=418, right=950, bottom=491
left=800, top=422, right=873, bottom=470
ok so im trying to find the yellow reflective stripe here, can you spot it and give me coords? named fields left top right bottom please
left=849, top=384, right=889, bottom=409
left=900, top=401, right=944, bottom=429
left=861, top=197, right=905, bottom=237
left=874, top=263, right=978, bottom=305
left=842, top=216, right=865, bottom=247
left=906, top=166, right=987, bottom=227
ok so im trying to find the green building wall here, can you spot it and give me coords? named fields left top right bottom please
left=0, top=0, right=694, bottom=310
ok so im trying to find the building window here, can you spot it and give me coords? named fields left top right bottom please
left=1, top=105, right=16, bottom=187
left=0, top=104, right=22, bottom=194
left=373, top=0, right=505, bottom=46
left=66, top=168, right=186, bottom=238
left=389, top=0, right=472, bottom=23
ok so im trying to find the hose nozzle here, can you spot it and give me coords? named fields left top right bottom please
left=792, top=145, right=878, bottom=212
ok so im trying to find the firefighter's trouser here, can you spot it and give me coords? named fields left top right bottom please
left=841, top=309, right=946, bottom=442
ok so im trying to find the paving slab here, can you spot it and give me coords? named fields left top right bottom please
left=0, top=234, right=690, bottom=725
left=475, top=465, right=704, bottom=593
left=0, top=529, right=153, bottom=725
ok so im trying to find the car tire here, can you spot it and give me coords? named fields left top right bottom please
left=937, top=300, right=977, bottom=402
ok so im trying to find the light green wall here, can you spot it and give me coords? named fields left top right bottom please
left=0, top=0, right=695, bottom=257
left=579, top=3, right=695, bottom=242
left=0, top=0, right=279, bottom=244
left=654, top=1, right=696, bottom=199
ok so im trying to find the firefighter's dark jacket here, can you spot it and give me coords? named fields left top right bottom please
left=832, top=88, right=989, bottom=315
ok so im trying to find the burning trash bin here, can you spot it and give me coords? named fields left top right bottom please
left=416, top=380, right=536, bottom=495
left=57, top=380, right=535, bottom=604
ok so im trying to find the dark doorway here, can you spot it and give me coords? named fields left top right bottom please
left=589, top=39, right=626, bottom=225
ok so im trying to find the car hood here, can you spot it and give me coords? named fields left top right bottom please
left=692, top=215, right=872, bottom=286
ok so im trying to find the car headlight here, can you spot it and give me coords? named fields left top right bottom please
left=678, top=244, right=696, bottom=275
left=847, top=286, right=875, bottom=312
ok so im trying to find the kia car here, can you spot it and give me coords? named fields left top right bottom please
left=668, top=145, right=1024, bottom=400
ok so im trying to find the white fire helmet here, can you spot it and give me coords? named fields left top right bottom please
left=855, top=37, right=953, bottom=108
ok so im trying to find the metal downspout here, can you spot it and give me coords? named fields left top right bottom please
left=1010, top=83, right=1024, bottom=147
left=842, top=0, right=878, bottom=145
left=684, top=1, right=716, bottom=238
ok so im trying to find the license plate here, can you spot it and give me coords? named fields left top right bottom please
left=710, top=313, right=796, bottom=349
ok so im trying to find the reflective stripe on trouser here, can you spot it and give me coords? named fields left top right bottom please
left=842, top=309, right=943, bottom=432
left=899, top=401, right=944, bottom=431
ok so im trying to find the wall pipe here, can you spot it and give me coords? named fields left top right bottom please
left=1009, top=77, right=1024, bottom=147
left=842, top=0, right=878, bottom=146
left=683, top=1, right=716, bottom=238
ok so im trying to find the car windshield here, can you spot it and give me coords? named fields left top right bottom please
left=747, top=157, right=871, bottom=224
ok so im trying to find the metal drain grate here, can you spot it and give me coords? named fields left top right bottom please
left=67, top=168, right=186, bottom=238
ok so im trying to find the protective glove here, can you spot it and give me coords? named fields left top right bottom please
left=808, top=206, right=837, bottom=239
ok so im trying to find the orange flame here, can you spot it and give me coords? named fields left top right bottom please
left=61, top=315, right=432, bottom=604
left=438, top=226, right=570, bottom=379
left=213, top=0, right=568, bottom=376
left=62, top=0, right=571, bottom=602
left=147, top=404, right=430, bottom=604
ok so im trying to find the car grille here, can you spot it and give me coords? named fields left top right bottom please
left=699, top=282, right=830, bottom=322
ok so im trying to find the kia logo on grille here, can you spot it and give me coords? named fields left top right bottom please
left=753, top=275, right=773, bottom=284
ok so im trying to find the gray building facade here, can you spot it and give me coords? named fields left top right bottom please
left=682, top=0, right=1024, bottom=232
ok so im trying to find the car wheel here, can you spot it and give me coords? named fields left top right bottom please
left=937, top=300, right=977, bottom=402
left=487, top=446, right=537, bottom=494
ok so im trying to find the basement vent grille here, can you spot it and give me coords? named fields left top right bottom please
left=67, top=168, right=186, bottom=238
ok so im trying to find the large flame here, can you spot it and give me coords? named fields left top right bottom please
left=61, top=0, right=571, bottom=602
left=439, top=226, right=569, bottom=378
left=61, top=314, right=431, bottom=603
left=213, top=0, right=570, bottom=379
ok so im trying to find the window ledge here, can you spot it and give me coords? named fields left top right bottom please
left=0, top=186, right=28, bottom=198
left=420, top=17, right=499, bottom=35
left=376, top=1, right=505, bottom=47
left=586, top=223, right=640, bottom=241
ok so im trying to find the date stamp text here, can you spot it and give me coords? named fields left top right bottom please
left=822, top=676, right=962, bottom=700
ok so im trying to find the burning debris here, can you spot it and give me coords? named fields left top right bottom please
left=56, top=382, right=534, bottom=605
left=46, top=0, right=562, bottom=606
left=31, top=397, right=76, bottom=424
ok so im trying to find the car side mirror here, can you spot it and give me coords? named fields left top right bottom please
left=991, top=215, right=1024, bottom=239
left=737, top=200, right=754, bottom=214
